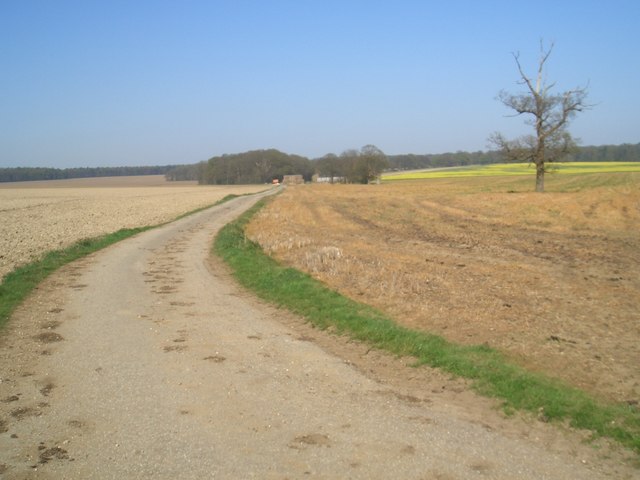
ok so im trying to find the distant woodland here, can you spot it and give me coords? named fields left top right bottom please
left=0, top=165, right=174, bottom=183
left=387, top=142, right=640, bottom=170
left=193, top=149, right=314, bottom=185
left=174, top=146, right=390, bottom=185
left=179, top=142, right=640, bottom=185
left=1, top=143, right=638, bottom=184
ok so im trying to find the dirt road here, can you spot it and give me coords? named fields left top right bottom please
left=0, top=193, right=634, bottom=479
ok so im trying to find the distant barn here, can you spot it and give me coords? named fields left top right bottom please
left=313, top=174, right=345, bottom=184
left=282, top=175, right=304, bottom=185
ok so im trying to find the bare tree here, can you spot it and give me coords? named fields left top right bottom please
left=254, top=157, right=272, bottom=183
left=490, top=42, right=590, bottom=192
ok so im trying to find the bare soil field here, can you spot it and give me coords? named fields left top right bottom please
left=246, top=173, right=640, bottom=405
left=0, top=175, right=266, bottom=280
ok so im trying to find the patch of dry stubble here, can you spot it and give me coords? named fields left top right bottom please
left=246, top=177, right=640, bottom=404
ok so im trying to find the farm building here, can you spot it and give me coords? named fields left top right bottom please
left=312, top=174, right=346, bottom=183
left=282, top=175, right=304, bottom=185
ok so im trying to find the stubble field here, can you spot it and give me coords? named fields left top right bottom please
left=246, top=172, right=640, bottom=405
left=0, top=175, right=266, bottom=280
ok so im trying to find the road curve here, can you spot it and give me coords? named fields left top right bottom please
left=0, top=192, right=626, bottom=479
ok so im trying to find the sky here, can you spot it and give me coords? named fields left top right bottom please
left=1, top=1, right=639, bottom=168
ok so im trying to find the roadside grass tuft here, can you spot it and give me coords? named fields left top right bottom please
left=214, top=198, right=640, bottom=455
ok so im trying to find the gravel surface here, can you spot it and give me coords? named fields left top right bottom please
left=0, top=191, right=635, bottom=479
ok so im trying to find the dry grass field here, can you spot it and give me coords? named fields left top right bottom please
left=0, top=175, right=266, bottom=280
left=246, top=173, right=640, bottom=405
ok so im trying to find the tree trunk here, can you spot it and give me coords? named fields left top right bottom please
left=535, top=137, right=546, bottom=192
left=535, top=163, right=545, bottom=193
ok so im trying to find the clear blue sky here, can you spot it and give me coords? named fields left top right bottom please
left=1, top=1, right=639, bottom=168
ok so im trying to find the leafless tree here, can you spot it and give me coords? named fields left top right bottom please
left=490, top=42, right=590, bottom=192
left=254, top=157, right=272, bottom=183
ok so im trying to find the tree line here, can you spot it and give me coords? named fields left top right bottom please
left=194, top=149, right=314, bottom=185
left=386, top=143, right=640, bottom=171
left=181, top=141, right=640, bottom=186
left=1, top=142, right=637, bottom=185
left=569, top=143, right=640, bottom=163
left=0, top=165, right=175, bottom=183
left=308, top=145, right=389, bottom=184
left=314, top=143, right=639, bottom=181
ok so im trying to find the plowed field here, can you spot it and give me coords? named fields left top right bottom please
left=0, top=175, right=266, bottom=280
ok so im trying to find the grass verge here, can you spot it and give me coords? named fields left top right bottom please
left=0, top=194, right=247, bottom=330
left=214, top=198, right=640, bottom=455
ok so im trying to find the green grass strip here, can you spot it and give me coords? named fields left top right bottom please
left=214, top=198, right=640, bottom=455
left=0, top=194, right=248, bottom=330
